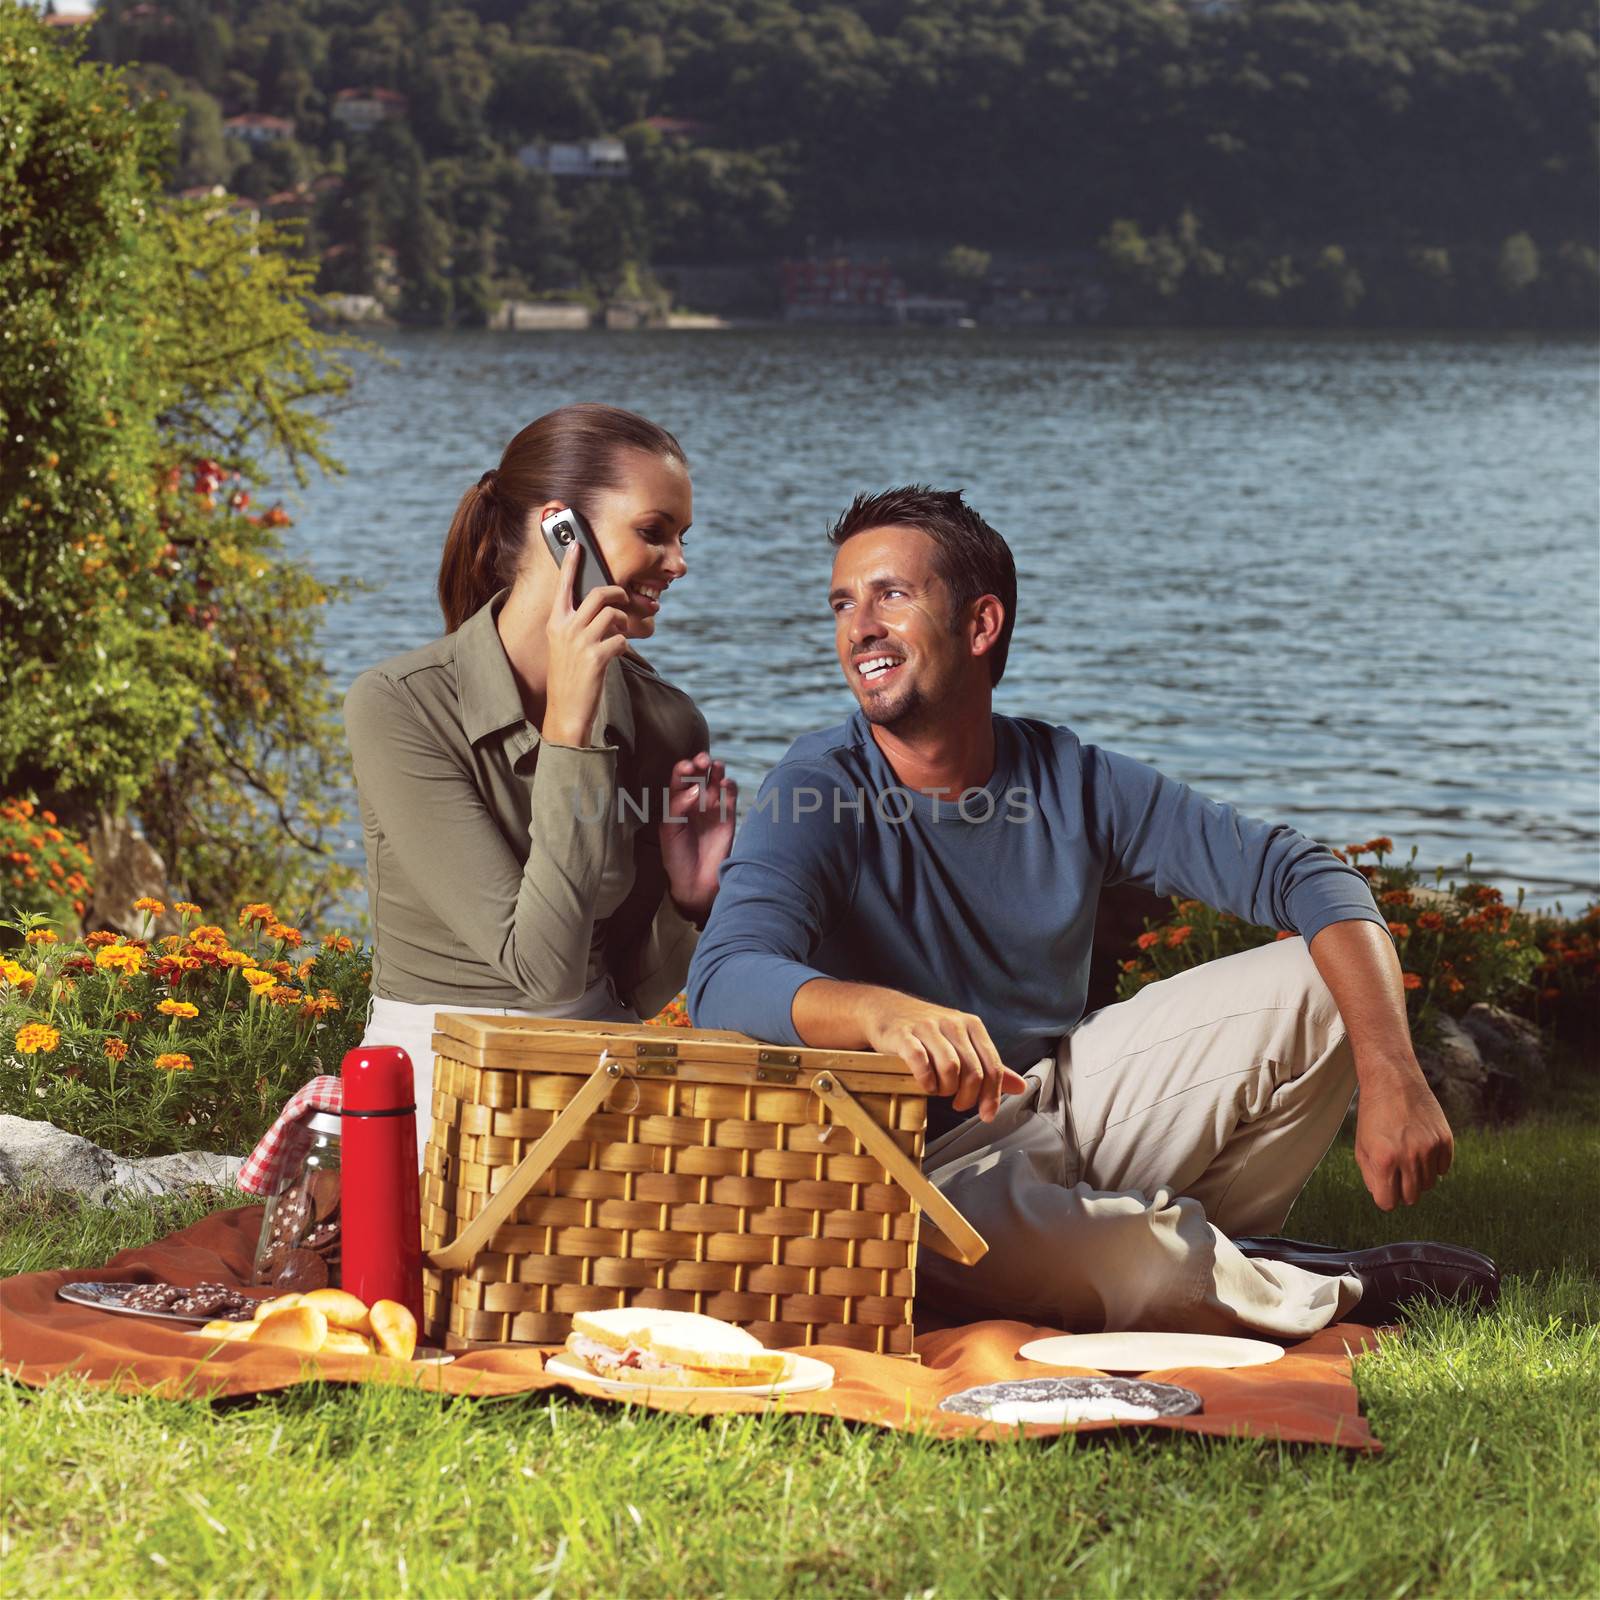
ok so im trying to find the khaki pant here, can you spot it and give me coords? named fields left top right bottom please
left=917, top=937, right=1365, bottom=1338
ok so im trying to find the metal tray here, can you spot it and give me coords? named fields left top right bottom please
left=56, top=1281, right=259, bottom=1324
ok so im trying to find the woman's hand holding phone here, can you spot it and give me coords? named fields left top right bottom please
left=660, top=752, right=738, bottom=925
left=541, top=542, right=633, bottom=747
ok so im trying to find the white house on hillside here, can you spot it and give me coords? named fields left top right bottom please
left=516, top=138, right=630, bottom=179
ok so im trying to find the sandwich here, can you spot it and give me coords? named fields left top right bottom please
left=564, top=1307, right=794, bottom=1388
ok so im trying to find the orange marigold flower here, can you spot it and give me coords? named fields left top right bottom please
left=85, top=930, right=120, bottom=948
left=24, top=929, right=59, bottom=945
left=41, top=809, right=56, bottom=824
left=1401, top=972, right=1422, bottom=990
left=156, top=999, right=199, bottom=1018
left=296, top=958, right=316, bottom=982
left=154, top=1052, right=194, bottom=1072
left=1417, top=911, right=1445, bottom=932
left=270, top=960, right=293, bottom=979
left=103, top=1037, right=129, bottom=1061
left=1379, top=889, right=1414, bottom=907
left=94, top=943, right=144, bottom=975
left=64, top=956, right=94, bottom=975
left=188, top=925, right=229, bottom=948
left=1135, top=931, right=1160, bottom=950
left=1446, top=978, right=1465, bottom=994
left=172, top=901, right=202, bottom=917
left=1387, top=922, right=1412, bottom=940
left=265, top=923, right=304, bottom=948
left=267, top=985, right=302, bottom=1005
left=322, top=933, right=354, bottom=954
left=14, top=1023, right=60, bottom=1054
left=237, top=902, right=275, bottom=928
left=1364, top=837, right=1394, bottom=855
left=1166, top=925, right=1193, bottom=947
left=115, top=1009, right=144, bottom=1024
left=132, top=897, right=166, bottom=915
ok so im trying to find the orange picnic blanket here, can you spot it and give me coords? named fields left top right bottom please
left=0, top=1204, right=1385, bottom=1449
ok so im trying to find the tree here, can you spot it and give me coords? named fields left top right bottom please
left=1, top=7, right=358, bottom=918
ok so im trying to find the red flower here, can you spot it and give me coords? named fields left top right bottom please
left=1135, top=931, right=1160, bottom=950
left=1401, top=973, right=1422, bottom=990
left=1166, top=925, right=1193, bottom=948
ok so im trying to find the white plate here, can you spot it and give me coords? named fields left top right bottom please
left=180, top=1328, right=455, bottom=1365
left=544, top=1351, right=834, bottom=1397
left=1017, top=1332, right=1285, bottom=1372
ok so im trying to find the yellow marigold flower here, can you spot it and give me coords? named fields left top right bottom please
left=94, top=943, right=144, bottom=975
left=24, top=929, right=59, bottom=946
left=237, top=902, right=275, bottom=928
left=218, top=948, right=252, bottom=967
left=172, top=901, right=203, bottom=918
left=1, top=957, right=36, bottom=991
left=156, top=999, right=199, bottom=1018
left=15, top=1023, right=60, bottom=1055
left=132, top=896, right=166, bottom=915
left=159, top=934, right=184, bottom=953
left=242, top=967, right=275, bottom=990
left=104, top=1037, right=129, bottom=1062
left=154, top=1052, right=195, bottom=1072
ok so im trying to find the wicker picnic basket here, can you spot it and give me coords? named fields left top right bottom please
left=419, top=1014, right=987, bottom=1355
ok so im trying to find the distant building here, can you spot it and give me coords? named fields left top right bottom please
left=516, top=138, right=630, bottom=179
left=781, top=258, right=905, bottom=324
left=330, top=89, right=409, bottom=134
left=42, top=9, right=93, bottom=26
left=224, top=114, right=296, bottom=147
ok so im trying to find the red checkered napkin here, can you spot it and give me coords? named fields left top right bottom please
left=237, top=1075, right=342, bottom=1196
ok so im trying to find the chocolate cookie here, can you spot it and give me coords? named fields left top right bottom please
left=307, top=1167, right=340, bottom=1221
left=272, top=1249, right=329, bottom=1293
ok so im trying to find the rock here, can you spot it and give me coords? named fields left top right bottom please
left=0, top=1114, right=239, bottom=1201
left=85, top=812, right=183, bottom=938
left=1460, top=1003, right=1546, bottom=1076
left=108, top=1148, right=244, bottom=1197
left=0, top=1114, right=114, bottom=1194
left=1415, top=1014, right=1489, bottom=1126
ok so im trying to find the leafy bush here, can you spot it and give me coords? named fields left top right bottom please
left=1115, top=838, right=1549, bottom=1037
left=1524, top=903, right=1600, bottom=1051
left=0, top=901, right=368, bottom=1156
left=0, top=799, right=93, bottom=937
left=1, top=8, right=358, bottom=919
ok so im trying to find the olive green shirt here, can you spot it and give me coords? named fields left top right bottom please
left=344, top=592, right=708, bottom=1019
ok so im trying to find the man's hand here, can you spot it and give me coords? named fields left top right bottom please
left=1353, top=1067, right=1454, bottom=1210
left=658, top=751, right=737, bottom=924
left=856, top=992, right=1028, bottom=1122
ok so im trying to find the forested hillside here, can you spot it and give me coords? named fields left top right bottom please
left=79, top=0, right=1598, bottom=326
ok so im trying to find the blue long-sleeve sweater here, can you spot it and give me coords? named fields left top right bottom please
left=687, top=710, right=1384, bottom=1140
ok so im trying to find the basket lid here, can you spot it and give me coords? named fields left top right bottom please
left=428, top=1011, right=921, bottom=1092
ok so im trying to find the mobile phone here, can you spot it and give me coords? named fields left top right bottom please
left=540, top=505, right=617, bottom=608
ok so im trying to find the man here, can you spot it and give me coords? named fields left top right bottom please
left=687, top=487, right=1497, bottom=1336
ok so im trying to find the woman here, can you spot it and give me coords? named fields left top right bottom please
left=344, top=404, right=737, bottom=1158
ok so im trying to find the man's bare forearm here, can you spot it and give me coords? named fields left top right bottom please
left=791, top=976, right=896, bottom=1049
left=1306, top=919, right=1424, bottom=1086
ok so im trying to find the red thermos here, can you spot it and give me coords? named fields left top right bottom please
left=340, top=1046, right=423, bottom=1322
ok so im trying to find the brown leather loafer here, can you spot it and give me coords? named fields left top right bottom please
left=1230, top=1235, right=1501, bottom=1322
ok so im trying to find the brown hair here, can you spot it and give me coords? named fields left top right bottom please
left=438, top=403, right=687, bottom=631
left=827, top=485, right=1018, bottom=685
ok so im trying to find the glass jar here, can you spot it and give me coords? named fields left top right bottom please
left=251, top=1110, right=343, bottom=1291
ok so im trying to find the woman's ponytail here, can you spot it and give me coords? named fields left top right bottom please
left=437, top=473, right=506, bottom=633
left=436, top=405, right=688, bottom=633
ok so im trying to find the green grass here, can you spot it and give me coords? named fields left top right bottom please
left=3, top=1098, right=1597, bottom=1599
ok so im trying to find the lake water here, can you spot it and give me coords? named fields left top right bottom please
left=278, top=328, right=1600, bottom=912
